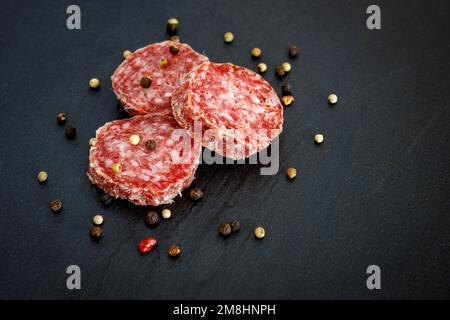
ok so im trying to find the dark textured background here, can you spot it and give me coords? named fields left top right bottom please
left=0, top=0, right=449, bottom=299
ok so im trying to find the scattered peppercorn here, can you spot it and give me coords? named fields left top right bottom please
left=162, top=208, right=171, bottom=219
left=328, top=93, right=338, bottom=105
left=37, top=171, right=48, bottom=183
left=224, top=32, right=234, bottom=43
left=64, top=126, right=77, bottom=139
left=254, top=226, right=265, bottom=239
left=168, top=244, right=181, bottom=257
left=281, top=83, right=292, bottom=95
left=166, top=18, right=179, bottom=34
left=190, top=187, right=204, bottom=201
left=219, top=223, right=232, bottom=237
left=275, top=65, right=286, bottom=78
left=140, top=76, right=152, bottom=88
left=170, top=35, right=180, bottom=42
left=129, top=134, right=140, bottom=145
left=89, top=226, right=103, bottom=239
left=251, top=47, right=261, bottom=58
left=257, top=63, right=267, bottom=73
left=89, top=138, right=97, bottom=147
left=288, top=45, right=299, bottom=57
left=287, top=167, right=297, bottom=179
left=281, top=62, right=292, bottom=72
left=230, top=220, right=240, bottom=232
left=145, top=210, right=160, bottom=226
left=93, top=215, right=104, bottom=226
left=169, top=45, right=180, bottom=54
left=111, top=162, right=122, bottom=173
left=89, top=78, right=100, bottom=89
left=56, top=112, right=66, bottom=125
left=160, top=58, right=169, bottom=68
left=145, top=139, right=157, bottom=151
left=281, top=95, right=294, bottom=107
left=314, top=134, right=324, bottom=144
left=100, top=193, right=113, bottom=206
left=139, top=237, right=157, bottom=254
left=123, top=50, right=132, bottom=59
left=50, top=199, right=63, bottom=213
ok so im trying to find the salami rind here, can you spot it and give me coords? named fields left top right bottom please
left=87, top=115, right=201, bottom=206
left=171, top=62, right=283, bottom=159
left=112, top=41, right=209, bottom=116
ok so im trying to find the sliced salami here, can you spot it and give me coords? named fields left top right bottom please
left=87, top=115, right=201, bottom=206
left=171, top=62, right=283, bottom=159
left=112, top=41, right=209, bottom=116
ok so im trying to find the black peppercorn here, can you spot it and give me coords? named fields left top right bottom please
left=90, top=226, right=103, bottom=239
left=65, top=126, right=76, bottom=139
left=281, top=83, right=292, bottom=95
left=169, top=45, right=180, bottom=54
left=140, top=76, right=152, bottom=88
left=230, top=220, right=240, bottom=232
left=190, top=188, right=204, bottom=201
left=275, top=66, right=285, bottom=78
left=145, top=139, right=157, bottom=151
left=145, top=210, right=160, bottom=226
left=50, top=199, right=63, bottom=213
left=100, top=193, right=113, bottom=206
left=56, top=113, right=66, bottom=125
left=219, top=223, right=232, bottom=237
left=288, top=45, right=299, bottom=57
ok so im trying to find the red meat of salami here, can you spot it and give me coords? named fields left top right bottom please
left=171, top=62, right=283, bottom=159
left=87, top=115, right=201, bottom=206
left=112, top=41, right=208, bottom=116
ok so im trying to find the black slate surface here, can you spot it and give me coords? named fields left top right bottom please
left=0, top=0, right=449, bottom=299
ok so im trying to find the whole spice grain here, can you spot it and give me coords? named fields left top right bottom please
left=89, top=226, right=103, bottom=239
left=257, top=63, right=267, bottom=73
left=230, top=220, right=240, bottom=232
left=89, top=78, right=100, bottom=89
left=56, top=112, right=66, bottom=125
left=123, top=50, right=133, bottom=59
left=89, top=138, right=97, bottom=147
left=288, top=45, right=299, bottom=57
left=189, top=187, right=204, bottom=201
left=145, top=210, right=160, bottom=226
left=166, top=18, right=179, bottom=34
left=64, top=126, right=77, bottom=139
left=160, top=58, right=169, bottom=68
left=93, top=215, right=104, bottom=226
left=170, top=35, right=180, bottom=42
left=37, top=171, right=48, bottom=183
left=50, top=199, right=63, bottom=213
left=224, top=32, right=234, bottom=43
left=328, top=93, right=338, bottom=105
left=100, top=193, right=113, bottom=206
left=275, top=65, right=285, bottom=78
left=162, top=208, right=171, bottom=219
left=281, top=62, right=292, bottom=72
left=140, top=76, right=152, bottom=88
left=129, top=134, right=140, bottom=145
left=111, top=162, right=122, bottom=173
left=281, top=95, right=294, bottom=107
left=287, top=167, right=297, bottom=179
left=254, top=226, right=265, bottom=239
left=281, top=83, right=292, bottom=95
left=314, top=134, right=324, bottom=144
left=168, top=244, right=181, bottom=257
left=219, top=223, right=232, bottom=237
left=145, top=139, right=157, bottom=151
left=251, top=47, right=261, bottom=58
left=169, top=45, right=180, bottom=54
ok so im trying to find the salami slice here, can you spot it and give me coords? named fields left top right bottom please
left=171, top=62, right=283, bottom=159
left=87, top=115, right=201, bottom=206
left=112, top=41, right=208, bottom=116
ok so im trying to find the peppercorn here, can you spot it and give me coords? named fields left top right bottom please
left=140, top=76, right=152, bottom=88
left=275, top=65, right=285, bottom=78
left=100, top=193, right=113, bottom=206
left=50, top=199, right=63, bottom=213
left=139, top=237, right=157, bottom=254
left=169, top=45, right=180, bottom=54
left=257, top=63, right=267, bottom=73
left=64, top=126, right=77, bottom=139
left=224, top=32, right=234, bottom=43
left=287, top=167, right=297, bottom=179
left=89, top=138, right=96, bottom=147
left=111, top=162, right=122, bottom=173
left=251, top=47, right=261, bottom=59
left=166, top=18, right=179, bottom=34
left=145, top=210, right=160, bottom=226
left=123, top=50, right=132, bottom=59
left=281, top=95, right=294, bottom=107
left=89, top=78, right=100, bottom=89
left=219, top=223, right=232, bottom=237
left=129, top=134, right=140, bottom=145
left=254, top=226, right=265, bottom=239
left=190, top=187, right=204, bottom=201
left=160, top=58, right=169, bottom=68
left=162, top=208, right=171, bottom=219
left=92, top=215, right=104, bottom=226
left=314, top=134, right=324, bottom=144
left=288, top=45, right=299, bottom=57
left=281, top=62, right=291, bottom=72
left=37, top=171, right=48, bottom=183
left=89, top=226, right=102, bottom=239
left=170, top=35, right=180, bottom=42
left=146, top=139, right=157, bottom=151
left=328, top=93, right=338, bottom=105
left=230, top=220, right=240, bottom=232
left=281, top=83, right=292, bottom=95
left=168, top=244, right=181, bottom=257
left=56, top=112, right=66, bottom=125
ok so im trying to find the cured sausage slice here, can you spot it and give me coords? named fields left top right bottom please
left=87, top=115, right=201, bottom=206
left=171, top=62, right=283, bottom=159
left=112, top=41, right=208, bottom=116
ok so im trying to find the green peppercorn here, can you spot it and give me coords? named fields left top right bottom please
left=56, top=113, right=66, bottom=125
left=89, top=226, right=103, bottom=239
left=50, top=199, right=63, bottom=213
left=146, top=139, right=157, bottom=151
left=190, top=187, right=204, bottom=201
left=275, top=65, right=285, bottom=78
left=140, top=76, right=152, bottom=88
left=281, top=83, right=292, bottom=95
left=100, top=193, right=113, bottom=206
left=230, top=220, right=240, bottom=232
left=288, top=45, right=299, bottom=57
left=64, top=126, right=76, bottom=139
left=145, top=210, right=160, bottom=226
left=219, top=223, right=232, bottom=237
left=169, top=45, right=180, bottom=54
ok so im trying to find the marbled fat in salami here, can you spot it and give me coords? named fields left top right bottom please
left=112, top=41, right=209, bottom=116
left=87, top=115, right=201, bottom=206
left=171, top=62, right=283, bottom=159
